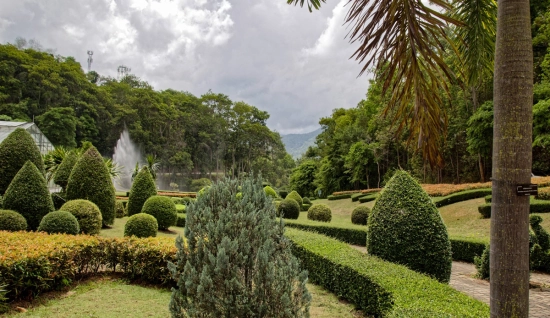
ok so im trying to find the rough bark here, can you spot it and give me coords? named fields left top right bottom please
left=491, top=0, right=533, bottom=316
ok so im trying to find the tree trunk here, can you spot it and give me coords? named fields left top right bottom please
left=491, top=0, right=533, bottom=316
left=478, top=153, right=485, bottom=183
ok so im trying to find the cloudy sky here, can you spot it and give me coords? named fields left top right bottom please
left=0, top=0, right=371, bottom=134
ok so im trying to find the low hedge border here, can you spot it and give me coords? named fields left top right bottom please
left=286, top=228, right=489, bottom=317
left=479, top=199, right=550, bottom=218
left=351, top=193, right=368, bottom=202
left=301, top=203, right=311, bottom=211
left=358, top=193, right=378, bottom=203
left=327, top=193, right=352, bottom=201
left=432, top=189, right=492, bottom=208
left=176, top=213, right=186, bottom=227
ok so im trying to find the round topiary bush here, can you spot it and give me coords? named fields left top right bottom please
left=367, top=170, right=452, bottom=283
left=60, top=199, right=103, bottom=235
left=115, top=200, right=126, bottom=218
left=127, top=167, right=157, bottom=217
left=307, top=204, right=332, bottom=222
left=142, top=195, right=177, bottom=230
left=124, top=213, right=158, bottom=238
left=351, top=206, right=371, bottom=225
left=286, top=191, right=303, bottom=206
left=53, top=151, right=78, bottom=190
left=3, top=161, right=54, bottom=230
left=37, top=211, right=80, bottom=235
left=263, top=186, right=278, bottom=198
left=0, top=210, right=27, bottom=231
left=0, top=128, right=45, bottom=194
left=65, top=147, right=116, bottom=226
left=277, top=198, right=300, bottom=219
left=303, top=197, right=311, bottom=205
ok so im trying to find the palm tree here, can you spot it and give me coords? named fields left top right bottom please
left=287, top=0, right=532, bottom=316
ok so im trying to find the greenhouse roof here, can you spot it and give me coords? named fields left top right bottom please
left=0, top=121, right=53, bottom=154
left=0, top=121, right=34, bottom=142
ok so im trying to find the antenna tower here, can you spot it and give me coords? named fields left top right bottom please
left=87, top=50, right=93, bottom=72
left=117, top=65, right=131, bottom=79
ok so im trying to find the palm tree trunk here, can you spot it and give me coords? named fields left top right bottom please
left=491, top=0, right=533, bottom=316
left=478, top=153, right=485, bottom=183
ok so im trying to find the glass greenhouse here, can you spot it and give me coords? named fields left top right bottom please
left=0, top=121, right=54, bottom=154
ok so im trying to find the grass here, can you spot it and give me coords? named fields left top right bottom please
left=100, top=217, right=184, bottom=238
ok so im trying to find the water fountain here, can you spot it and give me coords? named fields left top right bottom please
left=112, top=128, right=144, bottom=190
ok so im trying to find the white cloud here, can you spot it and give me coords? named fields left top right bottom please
left=302, top=0, right=347, bottom=57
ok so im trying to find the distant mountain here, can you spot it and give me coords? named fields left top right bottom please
left=281, top=128, right=322, bottom=159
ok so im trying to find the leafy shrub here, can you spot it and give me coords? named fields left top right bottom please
left=115, top=200, right=126, bottom=218
left=286, top=190, right=303, bottom=206
left=264, top=185, right=278, bottom=198
left=351, top=206, right=370, bottom=225
left=60, top=199, right=103, bottom=235
left=530, top=215, right=550, bottom=251
left=176, top=204, right=186, bottom=213
left=66, top=147, right=116, bottom=226
left=127, top=167, right=157, bottom=217
left=38, top=211, right=80, bottom=235
left=479, top=200, right=550, bottom=218
left=0, top=128, right=45, bottom=194
left=478, top=203, right=492, bottom=218
left=368, top=170, right=452, bottom=283
left=351, top=193, right=368, bottom=202
left=51, top=192, right=67, bottom=210
left=172, top=197, right=195, bottom=205
left=327, top=193, right=352, bottom=200
left=358, top=193, right=378, bottom=203
left=277, top=198, right=300, bottom=219
left=53, top=151, right=78, bottom=190
left=3, top=161, right=55, bottom=230
left=474, top=245, right=490, bottom=280
left=484, top=195, right=492, bottom=203
left=142, top=195, right=177, bottom=230
left=197, top=185, right=210, bottom=197
left=301, top=203, right=311, bottom=211
left=190, top=178, right=212, bottom=192
left=124, top=213, right=158, bottom=238
left=168, top=177, right=310, bottom=317
left=0, top=209, right=27, bottom=231
left=176, top=213, right=186, bottom=227
left=536, top=187, right=550, bottom=200
left=303, top=197, right=311, bottom=205
left=307, top=204, right=332, bottom=222
left=279, top=190, right=288, bottom=199
left=432, top=188, right=493, bottom=207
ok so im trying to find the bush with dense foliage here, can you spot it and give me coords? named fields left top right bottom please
left=536, top=187, right=550, bottom=200
left=0, top=128, right=45, bottom=195
left=351, top=206, right=370, bottom=225
left=168, top=177, right=311, bottom=318
left=530, top=215, right=550, bottom=251
left=367, top=170, right=452, bottom=283
left=190, top=178, right=212, bottom=192
left=142, top=195, right=177, bottom=230
left=172, top=197, right=195, bottom=205
left=327, top=193, right=352, bottom=200
left=0, top=210, right=27, bottom=231
left=277, top=198, right=301, bottom=219
left=51, top=192, right=67, bottom=210
left=127, top=167, right=157, bottom=216
left=115, top=201, right=126, bottom=218
left=53, top=151, right=78, bottom=190
left=358, top=193, right=378, bottom=203
left=3, top=161, right=54, bottom=230
left=263, top=185, right=278, bottom=198
left=302, top=197, right=311, bottom=205
left=479, top=199, right=550, bottom=218
left=37, top=211, right=80, bottom=235
left=279, top=190, right=288, bottom=199
left=286, top=190, right=303, bottom=206
left=60, top=199, right=103, bottom=235
left=124, top=213, right=158, bottom=238
left=176, top=213, right=186, bottom=227
left=65, top=147, right=116, bottom=226
left=351, top=193, right=368, bottom=202
left=432, top=188, right=493, bottom=207
left=307, top=204, right=332, bottom=222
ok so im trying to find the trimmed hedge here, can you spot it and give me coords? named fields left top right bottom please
left=53, top=151, right=78, bottom=190
left=485, top=195, right=492, bottom=203
left=536, top=187, right=550, bottom=200
left=176, top=213, right=186, bottom=227
left=115, top=200, right=126, bottom=218
left=479, top=199, right=550, bottom=218
left=0, top=210, right=27, bottom=231
left=127, top=167, right=157, bottom=216
left=263, top=186, right=278, bottom=198
left=142, top=195, right=177, bottom=230
left=51, top=192, right=67, bottom=210
left=286, top=190, right=303, bottom=206
left=124, top=213, right=158, bottom=238
left=307, top=204, right=332, bottom=222
left=358, top=193, right=378, bottom=203
left=432, top=188, right=492, bottom=208
left=327, top=193, right=352, bottom=201
left=286, top=228, right=489, bottom=317
left=277, top=198, right=300, bottom=219
left=301, top=203, right=311, bottom=211
left=351, top=193, right=368, bottom=202
left=351, top=206, right=370, bottom=225
left=60, top=199, right=103, bottom=235
left=38, top=211, right=80, bottom=235
left=278, top=190, right=288, bottom=199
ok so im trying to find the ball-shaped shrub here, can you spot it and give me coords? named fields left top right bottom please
left=303, top=197, right=311, bottom=205
left=263, top=186, right=278, bottom=198
left=53, top=151, right=78, bottom=190
left=286, top=191, right=303, bottom=206
left=127, top=167, right=157, bottom=216
left=60, top=199, right=103, bottom=235
left=351, top=206, right=371, bottom=225
left=3, top=161, right=54, bottom=230
left=0, top=210, right=27, bottom=231
left=38, top=211, right=80, bottom=235
left=115, top=200, right=126, bottom=218
left=142, top=195, right=177, bottom=230
left=307, top=204, right=332, bottom=222
left=124, top=213, right=158, bottom=238
left=276, top=198, right=300, bottom=219
left=66, top=147, right=116, bottom=226
left=367, top=170, right=452, bottom=283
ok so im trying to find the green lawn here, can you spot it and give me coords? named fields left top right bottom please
left=100, top=217, right=184, bottom=238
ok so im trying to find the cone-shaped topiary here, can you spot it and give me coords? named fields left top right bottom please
left=142, top=195, right=177, bottom=230
left=351, top=206, right=370, bottom=225
left=38, top=211, right=80, bottom=235
left=530, top=215, right=550, bottom=251
left=53, top=151, right=78, bottom=190
left=60, top=199, right=103, bottom=235
left=0, top=210, right=27, bottom=231
left=0, top=128, right=45, bottom=194
left=127, top=167, right=157, bottom=216
left=65, top=147, right=116, bottom=226
left=263, top=186, right=278, bottom=198
left=276, top=198, right=301, bottom=219
left=3, top=161, right=54, bottom=230
left=286, top=190, right=303, bottom=206
left=307, top=204, right=332, bottom=222
left=115, top=200, right=126, bottom=218
left=367, top=170, right=452, bottom=283
left=168, top=176, right=310, bottom=317
left=124, top=213, right=158, bottom=238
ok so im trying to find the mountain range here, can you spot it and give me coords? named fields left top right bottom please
left=281, top=128, right=322, bottom=159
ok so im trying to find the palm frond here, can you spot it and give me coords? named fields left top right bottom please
left=43, top=146, right=69, bottom=183
left=286, top=0, right=326, bottom=12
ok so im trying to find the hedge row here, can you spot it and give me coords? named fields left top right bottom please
left=327, top=193, right=352, bottom=201
left=358, top=193, right=378, bottom=203
left=286, top=228, right=489, bottom=317
left=351, top=193, right=368, bottom=202
left=432, top=189, right=492, bottom=208
left=479, top=199, right=550, bottom=218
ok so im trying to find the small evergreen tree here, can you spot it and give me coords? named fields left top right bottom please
left=0, top=128, right=45, bottom=194
left=127, top=167, right=157, bottom=216
left=53, top=150, right=78, bottom=190
left=3, top=161, right=54, bottom=230
left=168, top=177, right=310, bottom=318
left=65, top=147, right=116, bottom=226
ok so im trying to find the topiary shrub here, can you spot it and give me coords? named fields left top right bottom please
left=51, top=192, right=66, bottom=210
left=53, top=151, right=78, bottom=190
left=60, top=199, right=103, bottom=235
left=168, top=176, right=310, bottom=317
left=37, top=211, right=80, bottom=235
left=0, top=128, right=45, bottom=195
left=277, top=198, right=301, bottom=219
left=3, top=161, right=54, bottom=230
left=0, top=210, right=27, bottom=231
left=127, top=167, right=157, bottom=218
left=197, top=186, right=210, bottom=197
left=115, top=201, right=126, bottom=218
left=351, top=206, right=371, bottom=225
left=124, top=213, right=158, bottom=238
left=286, top=191, right=303, bottom=207
left=307, top=204, right=332, bottom=222
left=65, top=147, right=116, bottom=226
left=279, top=190, right=288, bottom=199
left=530, top=215, right=550, bottom=251
left=303, top=197, right=311, bottom=205
left=190, top=178, right=212, bottom=192
left=142, top=195, right=177, bottom=230
left=264, top=186, right=278, bottom=198
left=367, top=170, right=452, bottom=283
left=474, top=244, right=490, bottom=280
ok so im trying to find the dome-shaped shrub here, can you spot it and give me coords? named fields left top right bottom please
left=124, top=213, right=158, bottom=238
left=3, top=161, right=54, bottom=230
left=127, top=167, right=157, bottom=216
left=0, top=209, right=27, bottom=231
left=263, top=186, right=278, bottom=198
left=115, top=200, right=126, bottom=218
left=60, top=199, right=103, bottom=235
left=351, top=206, right=370, bottom=225
left=303, top=197, right=311, bottom=205
left=66, top=147, right=116, bottom=226
left=0, top=128, right=45, bottom=194
left=286, top=191, right=303, bottom=206
left=53, top=151, right=78, bottom=190
left=276, top=198, right=300, bottom=219
left=142, top=195, right=177, bottom=230
left=38, top=211, right=80, bottom=235
left=367, top=170, right=452, bottom=283
left=307, top=204, right=332, bottom=222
